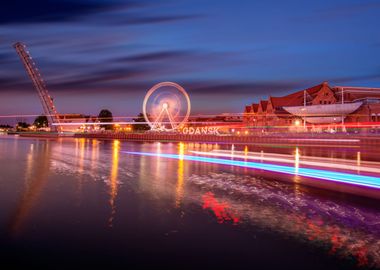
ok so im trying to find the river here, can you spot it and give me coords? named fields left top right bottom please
left=0, top=136, right=379, bottom=269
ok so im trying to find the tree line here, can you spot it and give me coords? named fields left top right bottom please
left=98, top=109, right=149, bottom=131
left=5, top=109, right=150, bottom=132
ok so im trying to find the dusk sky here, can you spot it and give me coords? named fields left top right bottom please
left=0, top=0, right=379, bottom=122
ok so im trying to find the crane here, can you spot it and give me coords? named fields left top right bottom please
left=13, top=42, right=61, bottom=132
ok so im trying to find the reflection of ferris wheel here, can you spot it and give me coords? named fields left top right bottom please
left=143, top=82, right=191, bottom=131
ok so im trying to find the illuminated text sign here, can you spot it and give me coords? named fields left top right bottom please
left=181, top=127, right=220, bottom=135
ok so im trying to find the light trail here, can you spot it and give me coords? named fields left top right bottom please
left=2, top=114, right=379, bottom=128
left=123, top=151, right=380, bottom=190
left=50, top=122, right=380, bottom=128
left=287, top=138, right=360, bottom=142
left=190, top=150, right=380, bottom=174
left=51, top=121, right=237, bottom=126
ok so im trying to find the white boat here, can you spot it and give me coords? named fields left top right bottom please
left=283, top=102, right=362, bottom=117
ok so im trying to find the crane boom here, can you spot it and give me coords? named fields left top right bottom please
left=13, top=42, right=61, bottom=132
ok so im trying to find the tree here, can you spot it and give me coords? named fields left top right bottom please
left=33, top=115, right=48, bottom=128
left=16, top=122, right=30, bottom=131
left=98, top=109, right=113, bottom=130
left=133, top=113, right=150, bottom=131
left=0, top=124, right=13, bottom=129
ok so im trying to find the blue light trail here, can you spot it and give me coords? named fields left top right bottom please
left=124, top=151, right=380, bottom=190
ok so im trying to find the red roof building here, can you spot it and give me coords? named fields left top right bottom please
left=243, top=82, right=380, bottom=132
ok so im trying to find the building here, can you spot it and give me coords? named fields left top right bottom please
left=58, top=114, right=98, bottom=132
left=243, top=82, right=380, bottom=132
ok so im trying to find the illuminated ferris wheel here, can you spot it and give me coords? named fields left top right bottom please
left=143, top=82, right=191, bottom=132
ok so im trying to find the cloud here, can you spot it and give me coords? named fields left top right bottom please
left=0, top=52, right=13, bottom=62
left=184, top=81, right=304, bottom=96
left=293, top=1, right=380, bottom=23
left=47, top=67, right=153, bottom=90
left=314, top=1, right=380, bottom=19
left=0, top=70, right=305, bottom=98
left=0, top=77, right=17, bottom=85
left=59, top=80, right=306, bottom=103
left=117, top=50, right=196, bottom=62
left=0, top=0, right=129, bottom=24
left=0, top=1, right=199, bottom=27
left=0, top=47, right=243, bottom=94
left=327, top=73, right=380, bottom=84
left=113, top=14, right=201, bottom=25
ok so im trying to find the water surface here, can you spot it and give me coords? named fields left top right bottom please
left=0, top=136, right=379, bottom=269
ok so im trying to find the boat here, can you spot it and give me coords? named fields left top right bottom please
left=283, top=102, right=362, bottom=117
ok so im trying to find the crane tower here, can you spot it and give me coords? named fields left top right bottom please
left=13, top=42, right=61, bottom=132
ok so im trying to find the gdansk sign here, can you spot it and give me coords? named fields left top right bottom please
left=181, top=126, right=220, bottom=135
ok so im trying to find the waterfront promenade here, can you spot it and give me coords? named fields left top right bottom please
left=71, top=132, right=380, bottom=146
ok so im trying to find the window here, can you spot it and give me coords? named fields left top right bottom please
left=320, top=100, right=322, bottom=104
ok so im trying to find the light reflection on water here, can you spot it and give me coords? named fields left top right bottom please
left=1, top=137, right=380, bottom=268
left=109, top=140, right=120, bottom=227
left=202, top=192, right=239, bottom=225
left=175, top=142, right=185, bottom=208
left=187, top=172, right=380, bottom=268
left=10, top=141, right=51, bottom=235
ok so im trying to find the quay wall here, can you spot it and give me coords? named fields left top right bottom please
left=73, top=132, right=380, bottom=146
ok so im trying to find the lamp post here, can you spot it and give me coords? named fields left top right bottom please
left=341, top=87, right=346, bottom=133
left=303, top=90, right=306, bottom=131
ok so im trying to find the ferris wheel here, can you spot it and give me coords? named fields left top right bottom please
left=143, top=82, right=191, bottom=131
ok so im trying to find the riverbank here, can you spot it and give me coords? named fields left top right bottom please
left=10, top=131, right=380, bottom=146
left=8, top=131, right=73, bottom=138
left=73, top=132, right=380, bottom=146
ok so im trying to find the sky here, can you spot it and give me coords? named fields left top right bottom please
left=0, top=0, right=379, bottom=123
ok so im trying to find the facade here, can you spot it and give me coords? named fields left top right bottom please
left=243, top=82, right=380, bottom=132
